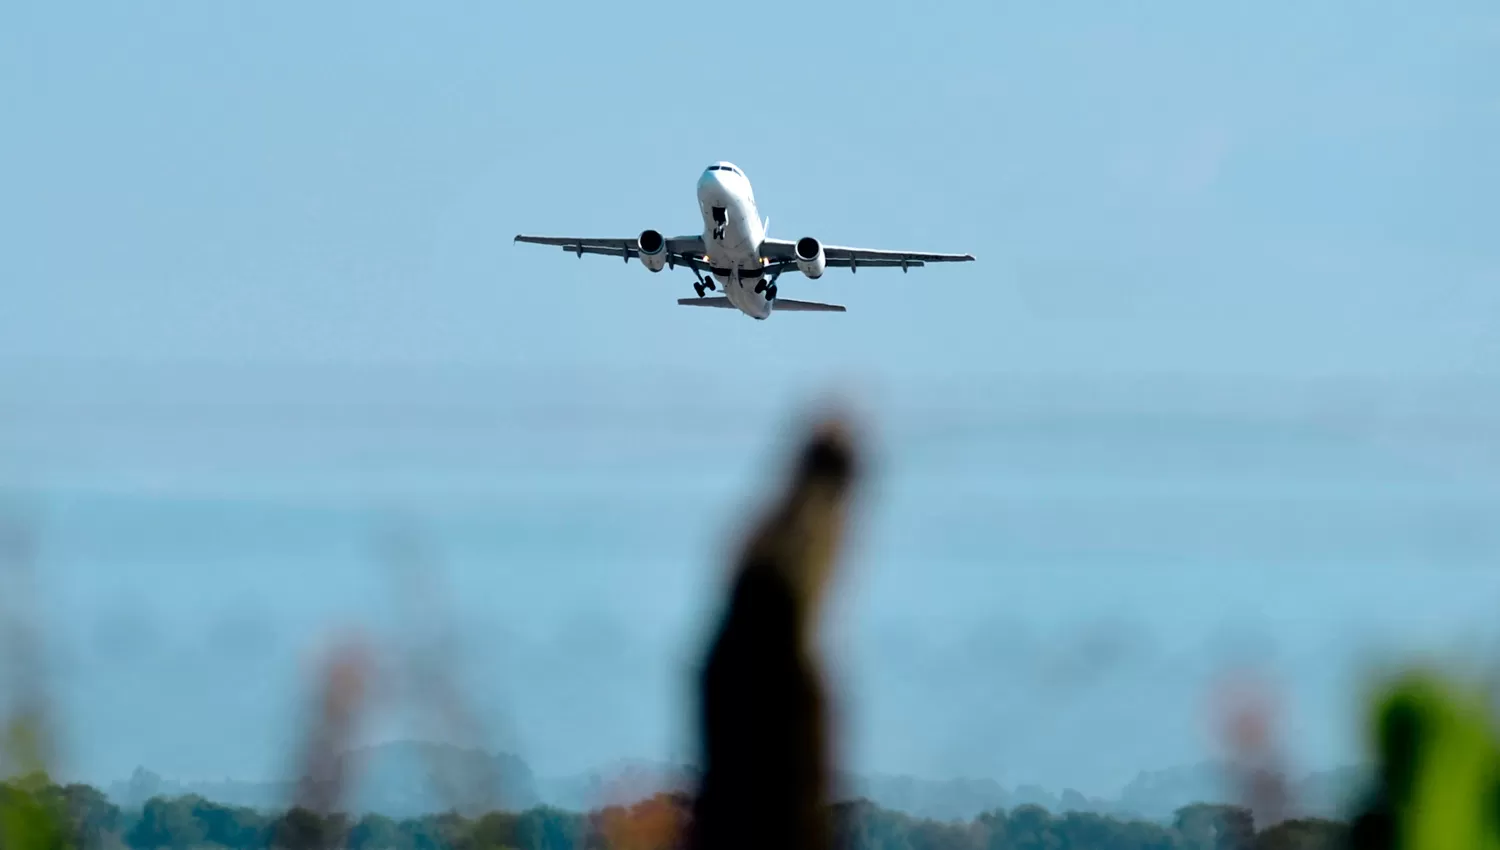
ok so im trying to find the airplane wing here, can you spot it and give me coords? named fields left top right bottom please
left=513, top=234, right=711, bottom=270
left=757, top=238, right=974, bottom=273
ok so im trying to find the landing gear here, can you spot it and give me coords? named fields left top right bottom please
left=711, top=207, right=726, bottom=242
left=689, top=265, right=716, bottom=299
left=758, top=267, right=783, bottom=300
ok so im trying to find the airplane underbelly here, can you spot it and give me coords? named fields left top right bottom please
left=720, top=219, right=755, bottom=254
left=706, top=225, right=763, bottom=290
left=724, top=284, right=771, bottom=320
left=711, top=256, right=764, bottom=294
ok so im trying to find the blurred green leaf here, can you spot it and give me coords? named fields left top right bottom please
left=1367, top=669, right=1500, bottom=850
left=0, top=782, right=68, bottom=850
left=3, top=715, right=49, bottom=786
left=1, top=711, right=66, bottom=850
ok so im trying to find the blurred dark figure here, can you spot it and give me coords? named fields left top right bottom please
left=685, top=415, right=861, bottom=850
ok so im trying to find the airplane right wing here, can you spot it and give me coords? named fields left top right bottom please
left=514, top=234, right=711, bottom=270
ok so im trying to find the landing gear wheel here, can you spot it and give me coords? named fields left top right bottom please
left=764, top=284, right=778, bottom=302
left=694, top=282, right=706, bottom=298
left=754, top=281, right=766, bottom=293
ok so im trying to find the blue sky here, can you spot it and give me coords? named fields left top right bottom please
left=2, top=1, right=1500, bottom=799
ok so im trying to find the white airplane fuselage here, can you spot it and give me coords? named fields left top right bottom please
left=696, top=162, right=773, bottom=320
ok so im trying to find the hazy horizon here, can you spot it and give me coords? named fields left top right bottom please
left=6, top=363, right=1500, bottom=799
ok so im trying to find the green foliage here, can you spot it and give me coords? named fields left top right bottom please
left=1345, top=668, right=1500, bottom=850
left=0, top=779, right=69, bottom=850
left=1, top=713, right=67, bottom=850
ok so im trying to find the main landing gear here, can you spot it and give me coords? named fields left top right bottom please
left=690, top=266, right=717, bottom=299
left=754, top=270, right=781, bottom=302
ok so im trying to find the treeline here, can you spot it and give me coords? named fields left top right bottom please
left=3, top=775, right=1350, bottom=850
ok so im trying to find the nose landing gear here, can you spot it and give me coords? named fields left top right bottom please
left=711, top=206, right=727, bottom=242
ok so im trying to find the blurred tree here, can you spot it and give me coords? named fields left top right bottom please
left=511, top=806, right=584, bottom=850
left=1004, top=803, right=1059, bottom=850
left=125, top=796, right=205, bottom=850
left=0, top=779, right=68, bottom=850
left=1173, top=803, right=1257, bottom=850
left=47, top=784, right=120, bottom=850
left=188, top=797, right=268, bottom=849
left=268, top=805, right=345, bottom=850
left=1254, top=818, right=1347, bottom=850
left=468, top=810, right=520, bottom=850
left=347, top=812, right=410, bottom=850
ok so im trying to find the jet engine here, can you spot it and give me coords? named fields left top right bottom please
left=637, top=229, right=668, bottom=272
left=795, top=236, right=826, bottom=279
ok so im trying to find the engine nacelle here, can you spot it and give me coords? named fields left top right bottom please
left=795, top=236, right=826, bottom=279
left=637, top=229, right=668, bottom=272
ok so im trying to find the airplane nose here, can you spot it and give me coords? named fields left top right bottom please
left=698, top=169, right=728, bottom=200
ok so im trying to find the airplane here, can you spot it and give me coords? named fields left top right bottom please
left=514, top=161, right=975, bottom=320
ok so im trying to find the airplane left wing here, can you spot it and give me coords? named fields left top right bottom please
left=514, top=234, right=710, bottom=270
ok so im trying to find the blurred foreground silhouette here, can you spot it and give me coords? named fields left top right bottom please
left=686, top=413, right=859, bottom=850
left=3, top=408, right=1499, bottom=849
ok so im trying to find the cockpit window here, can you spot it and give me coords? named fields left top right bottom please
left=708, top=164, right=742, bottom=176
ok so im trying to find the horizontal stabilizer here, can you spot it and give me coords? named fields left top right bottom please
left=771, top=298, right=846, bottom=312
left=676, top=297, right=738, bottom=309
left=675, top=296, right=847, bottom=313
